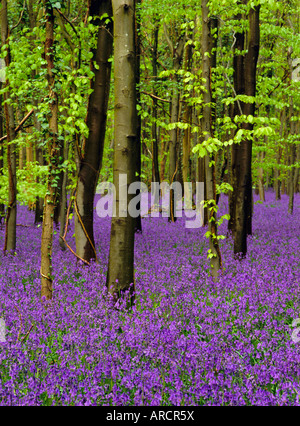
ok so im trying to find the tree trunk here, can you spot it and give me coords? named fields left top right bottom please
left=1, top=0, right=17, bottom=252
left=201, top=0, right=221, bottom=277
left=257, top=150, right=265, bottom=202
left=75, top=0, right=113, bottom=262
left=40, top=2, right=59, bottom=300
left=151, top=20, right=160, bottom=206
left=35, top=121, right=45, bottom=223
left=163, top=23, right=185, bottom=222
left=134, top=0, right=142, bottom=233
left=59, top=140, right=69, bottom=250
left=182, top=33, right=193, bottom=208
left=0, top=83, right=4, bottom=224
left=106, top=0, right=137, bottom=305
left=294, top=128, right=300, bottom=194
left=232, top=3, right=260, bottom=256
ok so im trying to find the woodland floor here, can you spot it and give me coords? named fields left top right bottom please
left=0, top=192, right=299, bottom=405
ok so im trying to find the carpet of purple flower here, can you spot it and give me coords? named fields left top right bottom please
left=0, top=192, right=299, bottom=406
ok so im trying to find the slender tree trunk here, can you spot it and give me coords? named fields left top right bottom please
left=0, top=83, right=4, bottom=224
left=201, top=0, right=221, bottom=276
left=53, top=143, right=64, bottom=226
left=294, top=128, right=300, bottom=193
left=106, top=0, right=137, bottom=305
left=134, top=0, right=142, bottom=233
left=151, top=20, right=160, bottom=206
left=169, top=83, right=180, bottom=222
left=288, top=48, right=297, bottom=215
left=163, top=23, right=185, bottom=222
left=35, top=120, right=45, bottom=223
left=288, top=119, right=296, bottom=215
left=1, top=0, right=17, bottom=252
left=59, top=140, right=69, bottom=250
left=182, top=34, right=193, bottom=208
left=274, top=108, right=285, bottom=201
left=75, top=0, right=113, bottom=262
left=257, top=150, right=265, bottom=202
left=41, top=2, right=59, bottom=300
left=229, top=24, right=245, bottom=235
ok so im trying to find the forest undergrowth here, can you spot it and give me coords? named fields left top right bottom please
left=0, top=192, right=299, bottom=406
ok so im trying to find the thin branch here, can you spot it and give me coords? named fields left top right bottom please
left=0, top=107, right=35, bottom=142
left=11, top=0, right=26, bottom=32
left=55, top=7, right=79, bottom=38
left=21, top=324, right=34, bottom=344
left=141, top=91, right=171, bottom=103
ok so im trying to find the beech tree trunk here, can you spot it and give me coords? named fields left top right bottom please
left=40, top=2, right=59, bottom=300
left=163, top=23, right=185, bottom=222
left=106, top=0, right=137, bottom=304
left=231, top=2, right=260, bottom=256
left=201, top=0, right=221, bottom=277
left=1, top=0, right=17, bottom=251
left=75, top=0, right=113, bottom=262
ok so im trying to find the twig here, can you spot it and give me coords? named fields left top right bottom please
left=141, top=91, right=171, bottom=103
left=21, top=324, right=34, bottom=344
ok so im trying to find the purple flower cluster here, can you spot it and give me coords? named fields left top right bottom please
left=0, top=192, right=299, bottom=405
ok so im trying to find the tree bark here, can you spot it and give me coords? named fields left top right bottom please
left=1, top=0, right=17, bottom=252
left=231, top=3, right=260, bottom=256
left=75, top=0, right=113, bottom=262
left=134, top=0, right=142, bottom=233
left=182, top=31, right=193, bottom=208
left=106, top=0, right=137, bottom=305
left=151, top=19, right=160, bottom=205
left=0, top=83, right=4, bottom=224
left=201, top=0, right=221, bottom=277
left=40, top=2, right=59, bottom=300
left=163, top=22, right=185, bottom=222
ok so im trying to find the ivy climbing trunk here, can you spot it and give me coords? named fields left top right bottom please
left=40, top=2, right=59, bottom=300
left=75, top=0, right=113, bottom=263
left=201, top=0, right=221, bottom=277
left=106, top=0, right=137, bottom=304
left=1, top=0, right=17, bottom=252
